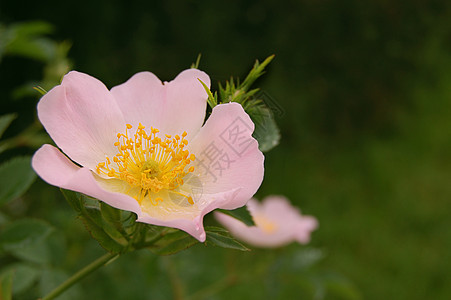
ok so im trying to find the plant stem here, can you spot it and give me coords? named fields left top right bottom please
left=41, top=252, right=119, bottom=300
left=138, top=230, right=167, bottom=248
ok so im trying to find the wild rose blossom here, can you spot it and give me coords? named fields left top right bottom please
left=215, top=196, right=318, bottom=247
left=32, top=69, right=264, bottom=242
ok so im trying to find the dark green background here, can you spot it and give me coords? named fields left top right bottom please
left=1, top=0, right=451, bottom=299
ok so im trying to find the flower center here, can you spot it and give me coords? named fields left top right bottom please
left=253, top=214, right=278, bottom=234
left=96, top=123, right=196, bottom=206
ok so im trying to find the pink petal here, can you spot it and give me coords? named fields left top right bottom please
left=215, top=212, right=293, bottom=248
left=32, top=144, right=236, bottom=242
left=215, top=196, right=319, bottom=248
left=188, top=103, right=264, bottom=210
left=138, top=214, right=207, bottom=242
left=260, top=196, right=301, bottom=220
left=138, top=188, right=240, bottom=242
left=37, top=71, right=126, bottom=170
left=260, top=196, right=318, bottom=244
left=32, top=144, right=141, bottom=213
left=110, top=69, right=210, bottom=138
left=294, top=216, right=319, bottom=244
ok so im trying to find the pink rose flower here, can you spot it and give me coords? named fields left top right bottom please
left=32, top=69, right=264, bottom=242
left=215, top=196, right=318, bottom=247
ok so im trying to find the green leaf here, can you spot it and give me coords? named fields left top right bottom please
left=0, top=113, right=16, bottom=138
left=100, top=202, right=122, bottom=224
left=149, top=230, right=198, bottom=256
left=214, top=56, right=280, bottom=152
left=79, top=211, right=125, bottom=254
left=60, top=190, right=125, bottom=253
left=8, top=21, right=53, bottom=37
left=3, top=263, right=41, bottom=295
left=205, top=227, right=250, bottom=251
left=204, top=225, right=229, bottom=233
left=39, top=268, right=82, bottom=300
left=217, top=206, right=255, bottom=226
left=3, top=21, right=56, bottom=62
left=6, top=230, right=65, bottom=265
left=9, top=233, right=52, bottom=264
left=60, top=189, right=83, bottom=213
left=45, top=230, right=67, bottom=266
left=250, top=105, right=281, bottom=152
left=0, top=218, right=53, bottom=250
left=0, top=269, right=13, bottom=300
left=0, top=156, right=37, bottom=206
left=0, top=219, right=54, bottom=262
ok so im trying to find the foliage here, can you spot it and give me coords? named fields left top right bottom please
left=199, top=55, right=280, bottom=152
left=3, top=2, right=451, bottom=298
left=0, top=157, right=36, bottom=206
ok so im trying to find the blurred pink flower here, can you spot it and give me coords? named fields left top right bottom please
left=32, top=70, right=264, bottom=242
left=215, top=196, right=318, bottom=247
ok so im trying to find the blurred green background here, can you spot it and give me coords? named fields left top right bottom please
left=1, top=0, right=451, bottom=299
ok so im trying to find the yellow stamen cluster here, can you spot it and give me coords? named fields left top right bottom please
left=96, top=123, right=196, bottom=205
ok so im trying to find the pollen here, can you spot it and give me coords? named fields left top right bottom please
left=96, top=123, right=196, bottom=206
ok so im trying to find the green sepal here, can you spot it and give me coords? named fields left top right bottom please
left=217, top=55, right=274, bottom=105
left=240, top=55, right=275, bottom=92
left=217, top=206, right=255, bottom=226
left=60, top=189, right=83, bottom=213
left=204, top=226, right=250, bottom=251
left=33, top=86, right=47, bottom=95
left=100, top=202, right=130, bottom=244
left=147, top=229, right=198, bottom=256
left=198, top=78, right=218, bottom=108
left=60, top=190, right=125, bottom=253
left=215, top=55, right=280, bottom=152
left=190, top=53, right=202, bottom=69
left=78, top=208, right=125, bottom=254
